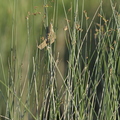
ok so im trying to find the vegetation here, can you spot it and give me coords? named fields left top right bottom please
left=0, top=0, right=120, bottom=120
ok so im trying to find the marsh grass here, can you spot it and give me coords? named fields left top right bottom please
left=0, top=0, right=120, bottom=120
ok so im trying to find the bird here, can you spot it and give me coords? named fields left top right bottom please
left=37, top=23, right=56, bottom=50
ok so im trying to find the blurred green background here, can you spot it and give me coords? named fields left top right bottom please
left=0, top=0, right=120, bottom=119
left=1, top=0, right=120, bottom=81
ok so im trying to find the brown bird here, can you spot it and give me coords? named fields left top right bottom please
left=37, top=23, right=56, bottom=50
